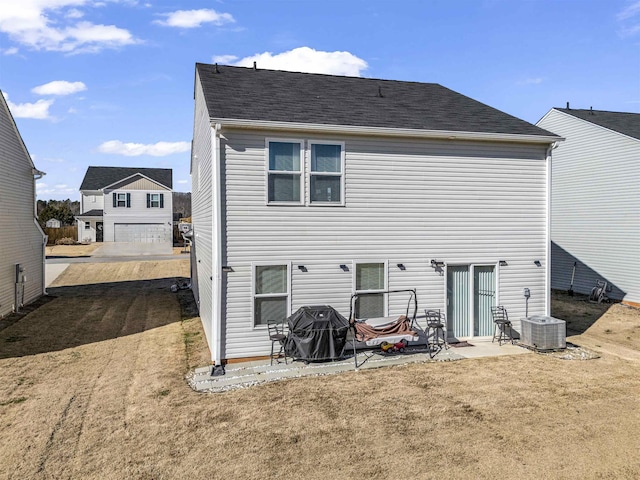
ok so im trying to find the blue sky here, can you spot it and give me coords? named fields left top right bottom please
left=1, top=0, right=638, bottom=201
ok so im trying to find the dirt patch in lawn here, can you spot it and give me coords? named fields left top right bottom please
left=46, top=244, right=101, bottom=258
left=1, top=270, right=639, bottom=480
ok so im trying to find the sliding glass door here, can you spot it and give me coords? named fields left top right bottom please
left=447, top=265, right=496, bottom=339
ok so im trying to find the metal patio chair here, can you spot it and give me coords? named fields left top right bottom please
left=267, top=320, right=288, bottom=366
left=491, top=306, right=515, bottom=345
left=424, top=309, right=448, bottom=354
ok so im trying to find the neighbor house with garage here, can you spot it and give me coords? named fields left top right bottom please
left=537, top=107, right=640, bottom=306
left=76, top=167, right=173, bottom=250
left=190, top=63, right=562, bottom=369
left=0, top=90, right=47, bottom=317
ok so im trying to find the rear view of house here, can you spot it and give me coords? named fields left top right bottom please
left=191, top=64, right=562, bottom=369
left=0, top=91, right=47, bottom=317
left=537, top=107, right=640, bottom=306
left=76, top=167, right=173, bottom=252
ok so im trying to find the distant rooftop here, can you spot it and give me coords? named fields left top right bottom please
left=80, top=167, right=173, bottom=190
left=196, top=63, right=559, bottom=139
left=555, top=108, right=640, bottom=141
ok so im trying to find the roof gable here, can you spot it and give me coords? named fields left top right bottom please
left=196, top=63, right=558, bottom=139
left=80, top=167, right=173, bottom=191
left=553, top=108, right=640, bottom=141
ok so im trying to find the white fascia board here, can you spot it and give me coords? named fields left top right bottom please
left=212, top=118, right=563, bottom=145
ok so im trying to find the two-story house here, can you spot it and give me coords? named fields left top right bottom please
left=190, top=63, right=562, bottom=369
left=76, top=167, right=173, bottom=250
left=0, top=91, right=47, bottom=317
left=537, top=107, right=640, bottom=306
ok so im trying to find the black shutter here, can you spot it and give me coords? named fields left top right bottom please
left=113, top=192, right=117, bottom=208
left=126, top=193, right=131, bottom=208
left=146, top=194, right=150, bottom=208
left=159, top=193, right=164, bottom=208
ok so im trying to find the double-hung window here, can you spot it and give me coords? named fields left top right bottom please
left=354, top=262, right=386, bottom=319
left=267, top=141, right=303, bottom=203
left=266, top=139, right=344, bottom=205
left=147, top=193, right=164, bottom=208
left=310, top=142, right=343, bottom=204
left=84, top=221, right=91, bottom=230
left=253, top=264, right=289, bottom=326
left=113, top=192, right=130, bottom=208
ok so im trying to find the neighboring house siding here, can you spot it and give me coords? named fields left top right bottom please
left=218, top=129, right=549, bottom=359
left=81, top=192, right=104, bottom=212
left=0, top=96, right=45, bottom=317
left=191, top=71, right=215, bottom=347
left=538, top=110, right=640, bottom=304
left=102, top=189, right=173, bottom=243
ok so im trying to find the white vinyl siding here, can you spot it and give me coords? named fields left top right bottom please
left=214, top=129, right=549, bottom=359
left=538, top=110, right=640, bottom=304
left=0, top=97, right=45, bottom=317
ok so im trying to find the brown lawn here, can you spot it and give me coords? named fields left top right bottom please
left=1, top=261, right=639, bottom=480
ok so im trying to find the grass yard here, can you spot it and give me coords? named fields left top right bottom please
left=1, top=260, right=639, bottom=479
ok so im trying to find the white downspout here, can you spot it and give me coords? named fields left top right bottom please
left=545, top=142, right=557, bottom=316
left=211, top=123, right=225, bottom=375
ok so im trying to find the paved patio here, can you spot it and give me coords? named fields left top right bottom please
left=187, top=339, right=531, bottom=393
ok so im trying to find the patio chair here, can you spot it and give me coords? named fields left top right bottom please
left=491, top=306, right=514, bottom=345
left=267, top=320, right=289, bottom=366
left=424, top=309, right=448, bottom=353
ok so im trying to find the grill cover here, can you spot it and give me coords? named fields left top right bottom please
left=285, top=306, right=350, bottom=361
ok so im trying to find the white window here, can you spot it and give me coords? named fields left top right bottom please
left=253, top=264, right=290, bottom=326
left=267, top=141, right=303, bottom=203
left=354, top=262, right=386, bottom=318
left=84, top=221, right=91, bottom=230
left=115, top=193, right=128, bottom=208
left=310, top=142, right=344, bottom=204
left=147, top=193, right=164, bottom=208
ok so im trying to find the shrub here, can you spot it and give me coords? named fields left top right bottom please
left=55, top=237, right=78, bottom=246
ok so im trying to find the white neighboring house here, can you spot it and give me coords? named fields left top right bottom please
left=76, top=167, right=173, bottom=250
left=190, top=63, right=562, bottom=369
left=537, top=107, right=640, bottom=306
left=45, top=218, right=61, bottom=228
left=0, top=91, right=47, bottom=317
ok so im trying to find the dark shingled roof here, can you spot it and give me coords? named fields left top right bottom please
left=555, top=108, right=640, bottom=141
left=80, top=167, right=172, bottom=190
left=77, top=209, right=103, bottom=217
left=196, top=63, right=558, bottom=138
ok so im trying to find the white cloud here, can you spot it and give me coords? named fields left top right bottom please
left=3, top=92, right=54, bottom=119
left=518, top=77, right=544, bottom=85
left=0, top=1, right=139, bottom=53
left=212, top=54, right=238, bottom=64
left=32, top=80, right=87, bottom=96
left=177, top=179, right=188, bottom=184
left=36, top=181, right=76, bottom=196
left=98, top=140, right=191, bottom=157
left=223, top=47, right=368, bottom=76
left=154, top=9, right=234, bottom=28
left=2, top=47, right=19, bottom=55
left=618, top=1, right=640, bottom=36
left=617, top=1, right=640, bottom=20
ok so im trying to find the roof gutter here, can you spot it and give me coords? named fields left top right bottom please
left=213, top=118, right=563, bottom=145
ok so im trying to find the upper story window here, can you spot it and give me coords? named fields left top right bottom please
left=268, top=141, right=303, bottom=203
left=266, top=139, right=344, bottom=206
left=147, top=193, right=164, bottom=208
left=310, top=143, right=343, bottom=204
left=113, top=192, right=131, bottom=208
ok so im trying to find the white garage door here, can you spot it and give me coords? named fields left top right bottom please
left=114, top=223, right=169, bottom=243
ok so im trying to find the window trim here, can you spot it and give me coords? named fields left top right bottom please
left=251, top=262, right=291, bottom=329
left=308, top=140, right=345, bottom=207
left=352, top=260, right=389, bottom=318
left=265, top=138, right=304, bottom=205
left=84, top=221, right=91, bottom=230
